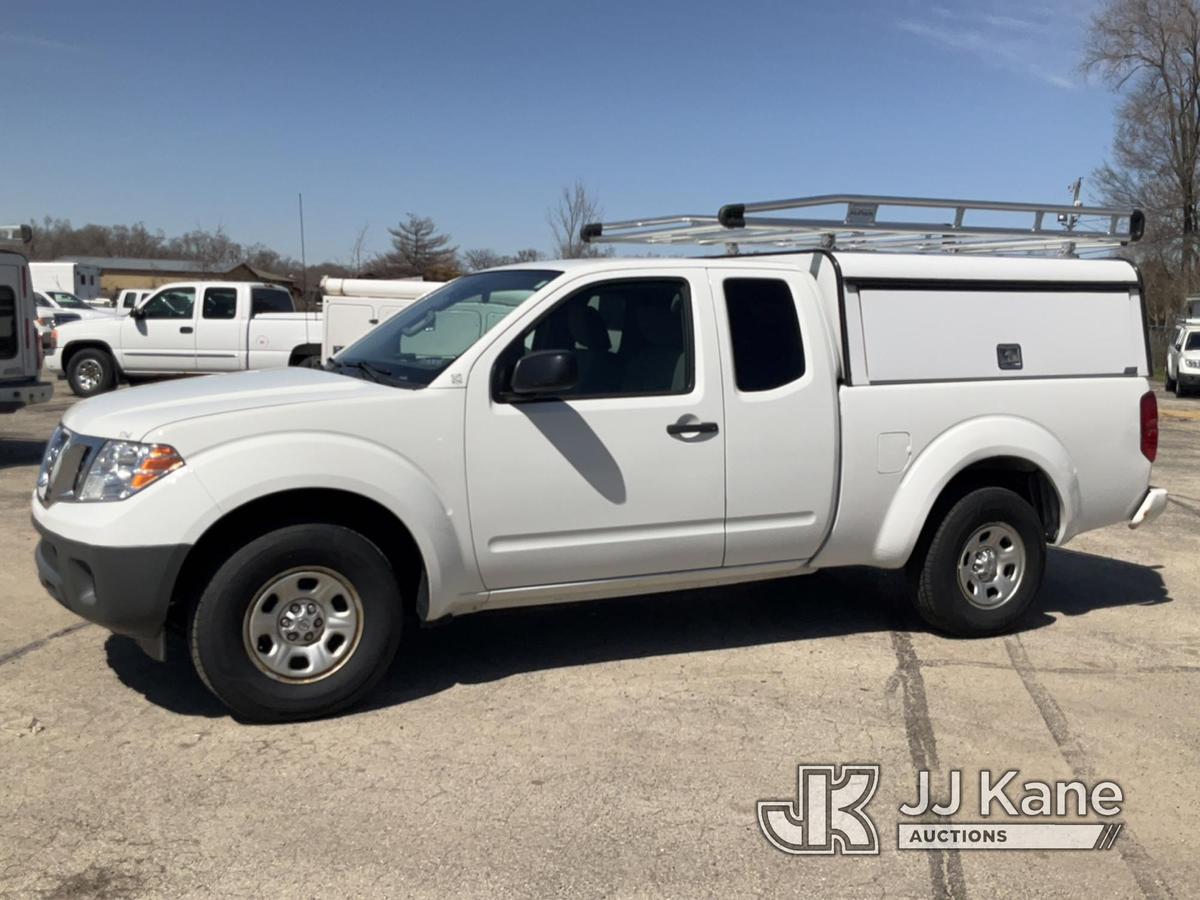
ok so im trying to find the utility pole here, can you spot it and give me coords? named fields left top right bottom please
left=298, top=193, right=308, bottom=305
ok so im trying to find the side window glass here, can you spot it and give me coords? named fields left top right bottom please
left=203, top=287, right=238, bottom=319
left=140, top=287, right=195, bottom=319
left=0, top=287, right=16, bottom=359
left=722, top=278, right=806, bottom=392
left=500, top=278, right=692, bottom=399
left=251, top=288, right=293, bottom=315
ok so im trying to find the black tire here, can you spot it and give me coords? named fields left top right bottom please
left=67, top=348, right=116, bottom=397
left=1164, top=374, right=1176, bottom=392
left=1176, top=379, right=1189, bottom=398
left=911, top=487, right=1046, bottom=637
left=297, top=354, right=321, bottom=369
left=190, top=524, right=403, bottom=722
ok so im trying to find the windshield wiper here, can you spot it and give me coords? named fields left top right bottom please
left=335, top=360, right=409, bottom=387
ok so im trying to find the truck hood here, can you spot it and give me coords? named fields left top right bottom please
left=62, top=368, right=389, bottom=440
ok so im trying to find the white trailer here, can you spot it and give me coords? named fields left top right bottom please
left=320, top=276, right=444, bottom=361
left=29, top=261, right=103, bottom=302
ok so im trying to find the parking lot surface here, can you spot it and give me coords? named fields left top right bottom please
left=1, top=384, right=1197, bottom=898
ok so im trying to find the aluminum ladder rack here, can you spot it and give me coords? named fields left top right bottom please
left=580, top=194, right=1143, bottom=256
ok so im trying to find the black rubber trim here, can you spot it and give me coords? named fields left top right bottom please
left=580, top=222, right=602, bottom=243
left=33, top=518, right=189, bottom=640
left=718, top=203, right=746, bottom=229
left=1130, top=209, right=1145, bottom=242
left=847, top=278, right=1136, bottom=293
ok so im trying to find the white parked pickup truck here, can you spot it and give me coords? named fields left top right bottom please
left=45, top=281, right=321, bottom=396
left=30, top=194, right=1168, bottom=722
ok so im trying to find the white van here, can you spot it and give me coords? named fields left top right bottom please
left=1, top=226, right=52, bottom=412
left=320, top=276, right=443, bottom=361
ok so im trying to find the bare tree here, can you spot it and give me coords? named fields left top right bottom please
left=1083, top=0, right=1200, bottom=318
left=548, top=180, right=613, bottom=258
left=463, top=247, right=545, bottom=271
left=349, top=223, right=371, bottom=276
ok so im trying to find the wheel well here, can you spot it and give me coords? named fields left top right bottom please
left=288, top=344, right=320, bottom=365
left=167, top=488, right=425, bottom=634
left=909, top=457, right=1061, bottom=567
left=61, top=340, right=116, bottom=372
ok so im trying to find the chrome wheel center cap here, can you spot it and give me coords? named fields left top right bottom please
left=278, top=601, right=324, bottom=645
left=971, top=547, right=998, bottom=582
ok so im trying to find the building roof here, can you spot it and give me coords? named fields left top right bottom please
left=58, top=256, right=295, bottom=283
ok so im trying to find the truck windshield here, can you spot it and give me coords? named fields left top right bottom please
left=47, top=291, right=89, bottom=309
left=332, top=269, right=561, bottom=387
left=1187, top=332, right=1200, bottom=351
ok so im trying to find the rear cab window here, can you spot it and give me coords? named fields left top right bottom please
left=251, top=288, right=294, bottom=315
left=722, top=278, right=806, bottom=391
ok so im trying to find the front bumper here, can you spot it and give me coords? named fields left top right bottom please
left=33, top=518, right=189, bottom=655
left=1129, top=487, right=1168, bottom=529
left=0, top=379, right=52, bottom=412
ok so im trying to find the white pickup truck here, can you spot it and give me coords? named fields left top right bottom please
left=31, top=194, right=1168, bottom=722
left=45, top=281, right=321, bottom=396
left=1, top=226, right=53, bottom=412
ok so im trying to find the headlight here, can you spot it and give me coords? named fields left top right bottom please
left=1186, top=358, right=1200, bottom=369
left=36, top=425, right=71, bottom=501
left=77, top=440, right=184, bottom=502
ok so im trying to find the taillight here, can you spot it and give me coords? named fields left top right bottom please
left=1140, top=391, right=1158, bottom=462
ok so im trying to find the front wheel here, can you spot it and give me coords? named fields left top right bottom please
left=1165, top=372, right=1177, bottom=392
left=189, top=524, right=404, bottom=722
left=67, top=348, right=116, bottom=397
left=910, top=487, right=1046, bottom=637
left=1176, top=379, right=1189, bottom=398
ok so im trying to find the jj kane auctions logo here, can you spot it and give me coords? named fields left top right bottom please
left=758, top=765, right=1124, bottom=854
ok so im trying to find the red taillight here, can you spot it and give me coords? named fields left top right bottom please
left=1140, top=391, right=1158, bottom=462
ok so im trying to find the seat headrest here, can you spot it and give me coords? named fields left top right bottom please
left=567, top=302, right=611, bottom=351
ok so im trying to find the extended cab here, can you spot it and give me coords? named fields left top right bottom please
left=1, top=226, right=53, bottom=412
left=46, top=281, right=321, bottom=396
left=30, top=194, right=1168, bottom=722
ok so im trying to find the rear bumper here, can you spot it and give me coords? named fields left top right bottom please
left=33, top=518, right=189, bottom=653
left=0, top=379, right=52, bottom=412
left=1129, top=487, right=1168, bottom=529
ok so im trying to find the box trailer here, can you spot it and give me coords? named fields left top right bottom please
left=29, top=261, right=103, bottom=302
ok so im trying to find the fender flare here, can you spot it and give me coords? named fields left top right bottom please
left=873, top=415, right=1079, bottom=567
left=178, top=431, right=479, bottom=617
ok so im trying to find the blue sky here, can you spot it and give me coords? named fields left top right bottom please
left=3, top=0, right=1116, bottom=264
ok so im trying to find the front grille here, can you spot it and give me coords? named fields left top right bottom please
left=37, top=427, right=105, bottom=505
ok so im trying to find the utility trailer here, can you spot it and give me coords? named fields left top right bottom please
left=319, top=276, right=444, bottom=361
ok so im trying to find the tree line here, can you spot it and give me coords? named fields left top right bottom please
left=25, top=180, right=611, bottom=296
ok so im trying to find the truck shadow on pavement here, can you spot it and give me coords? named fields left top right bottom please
left=0, top=439, right=47, bottom=470
left=102, top=546, right=1170, bottom=720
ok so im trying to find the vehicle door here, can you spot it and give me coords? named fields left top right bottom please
left=194, top=285, right=244, bottom=371
left=1168, top=327, right=1184, bottom=380
left=465, top=270, right=726, bottom=590
left=120, top=285, right=197, bottom=371
left=0, top=259, right=33, bottom=380
left=708, top=269, right=839, bottom=566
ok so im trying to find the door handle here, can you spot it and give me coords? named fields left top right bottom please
left=666, top=421, right=719, bottom=436
left=180, top=326, right=193, bottom=334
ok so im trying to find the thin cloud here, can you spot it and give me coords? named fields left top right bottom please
left=0, top=32, right=77, bottom=52
left=896, top=18, right=1074, bottom=89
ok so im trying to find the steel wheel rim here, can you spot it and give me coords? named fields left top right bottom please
left=76, top=359, right=103, bottom=391
left=956, top=522, right=1026, bottom=610
left=242, top=566, right=364, bottom=684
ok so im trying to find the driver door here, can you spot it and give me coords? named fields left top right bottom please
left=120, top=286, right=198, bottom=372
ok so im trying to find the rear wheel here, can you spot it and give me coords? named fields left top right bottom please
left=296, top=353, right=322, bottom=369
left=67, top=348, right=116, bottom=397
left=189, top=523, right=403, bottom=722
left=911, top=487, right=1046, bottom=637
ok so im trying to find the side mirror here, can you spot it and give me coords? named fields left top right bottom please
left=510, top=349, right=578, bottom=399
left=129, top=305, right=145, bottom=319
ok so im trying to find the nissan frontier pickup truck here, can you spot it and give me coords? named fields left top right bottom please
left=31, top=194, right=1168, bottom=721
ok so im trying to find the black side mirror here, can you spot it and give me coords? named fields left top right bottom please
left=129, top=304, right=145, bottom=319
left=510, top=349, right=578, bottom=399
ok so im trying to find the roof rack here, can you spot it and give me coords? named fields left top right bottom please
left=580, top=194, right=1143, bottom=256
